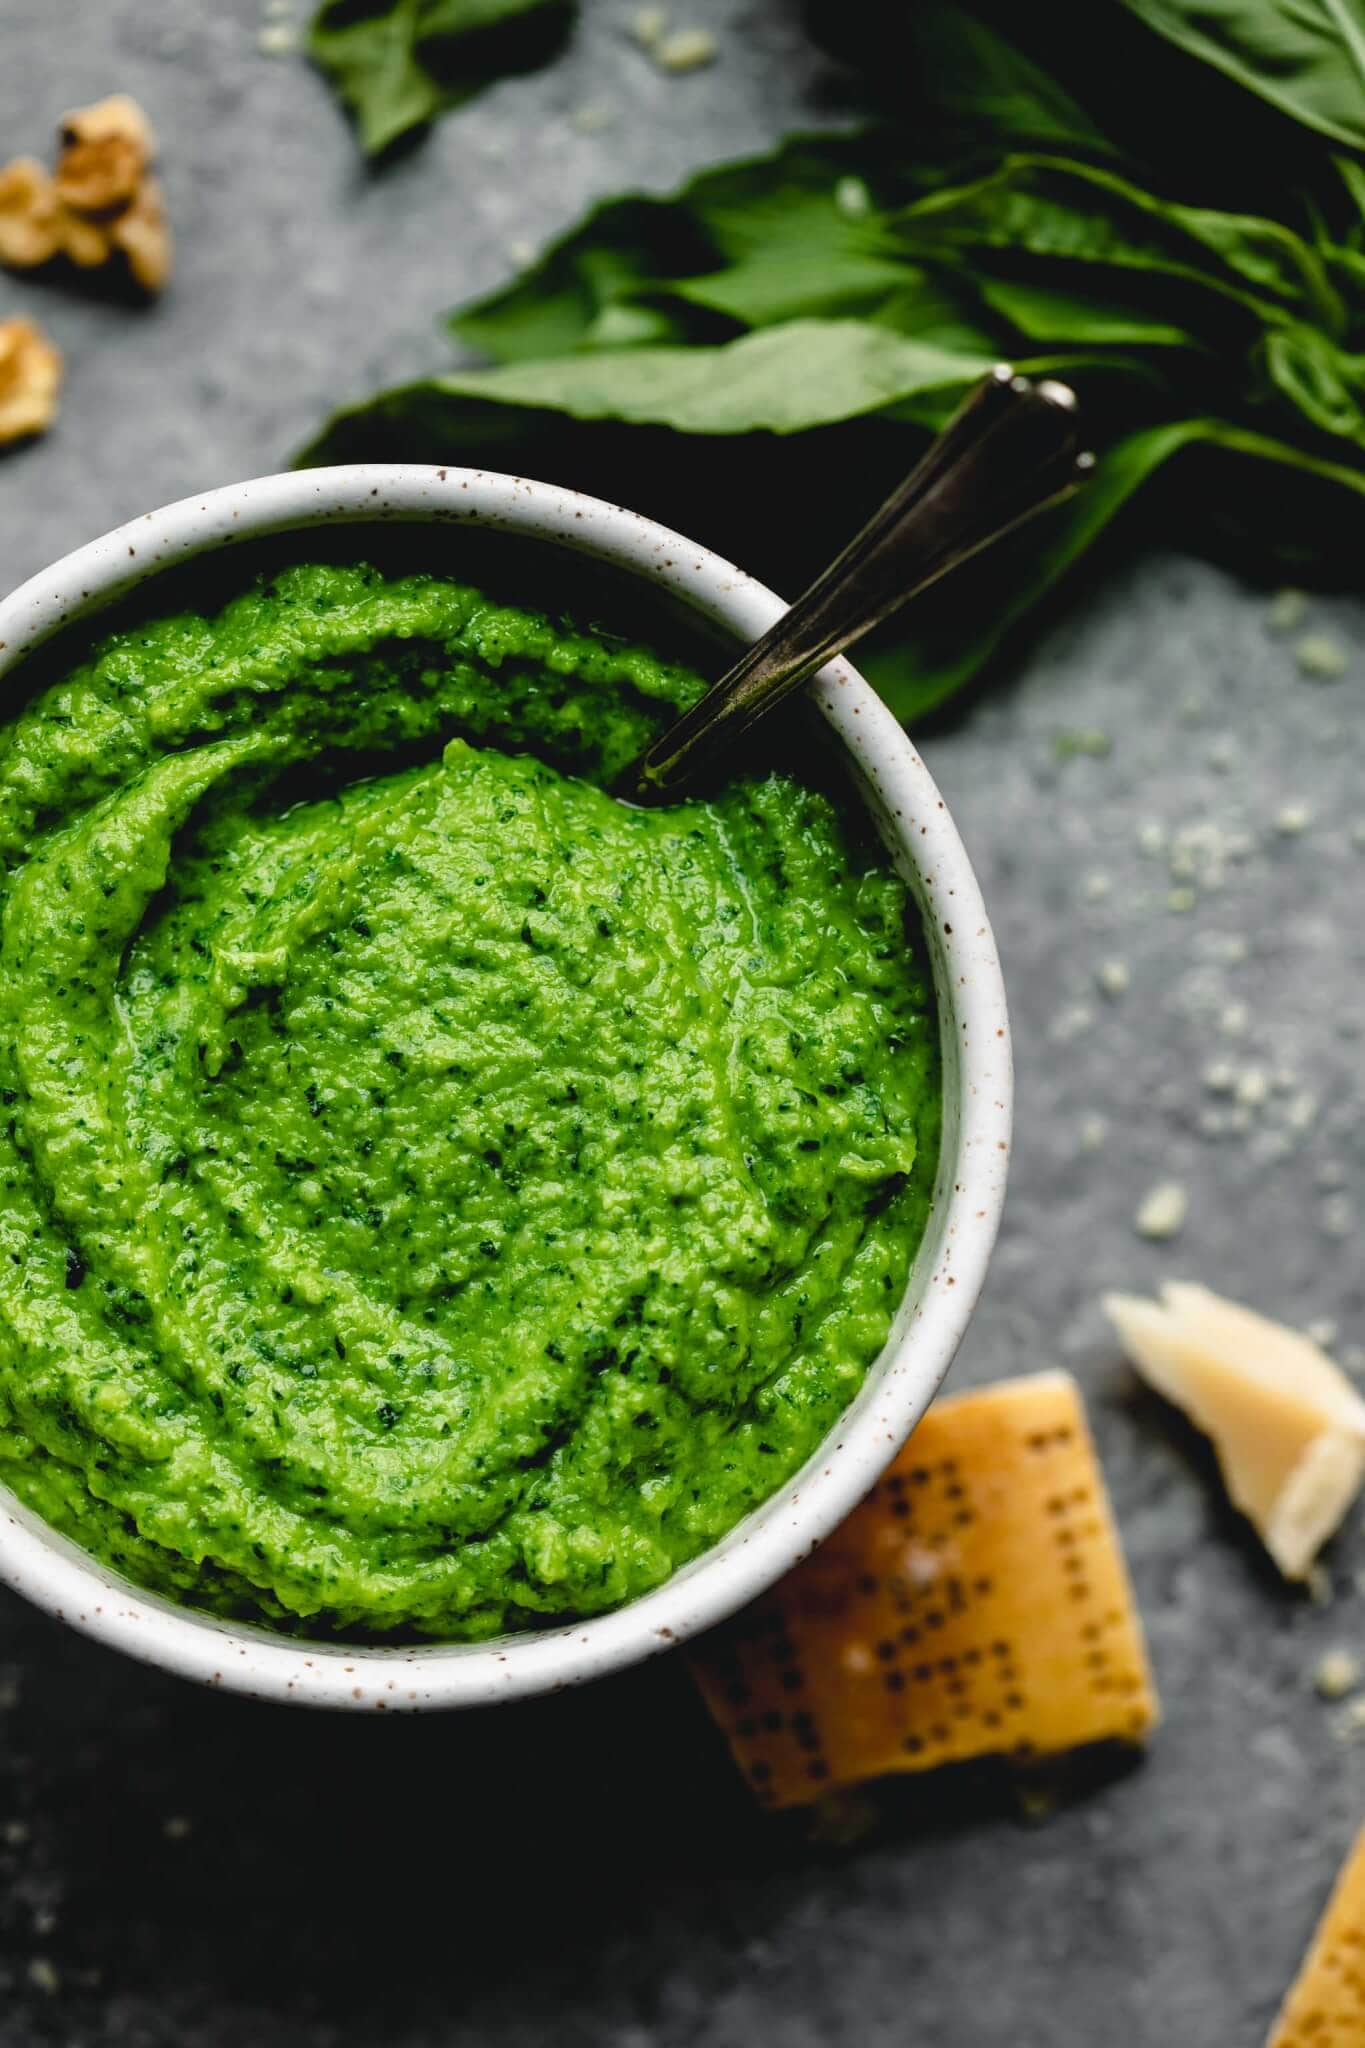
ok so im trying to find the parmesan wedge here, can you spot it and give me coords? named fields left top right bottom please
left=1267, top=1824, right=1365, bottom=2046
left=1104, top=1282, right=1365, bottom=1579
left=689, top=1371, right=1157, bottom=1809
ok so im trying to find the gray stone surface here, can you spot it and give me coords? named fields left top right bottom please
left=0, top=3, right=1362, bottom=2043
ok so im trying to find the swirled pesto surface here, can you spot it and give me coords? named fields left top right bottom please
left=0, top=562, right=939, bottom=1638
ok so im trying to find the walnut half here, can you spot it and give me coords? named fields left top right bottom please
left=0, top=95, right=169, bottom=292
left=0, top=318, right=63, bottom=445
left=54, top=94, right=155, bottom=216
left=0, top=157, right=62, bottom=268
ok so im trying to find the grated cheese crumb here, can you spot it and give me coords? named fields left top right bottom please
left=1096, top=959, right=1130, bottom=998
left=1314, top=1650, right=1360, bottom=1700
left=1082, top=870, right=1111, bottom=902
left=1234, top=1067, right=1270, bottom=1109
left=27, top=1958, right=58, bottom=1996
left=834, top=175, right=872, bottom=219
left=631, top=5, right=668, bottom=47
left=1135, top=1180, right=1188, bottom=1240
left=258, top=21, right=297, bottom=52
left=1284, top=1090, right=1318, bottom=1133
left=1275, top=802, right=1313, bottom=835
left=1294, top=632, right=1348, bottom=680
left=1049, top=1003, right=1094, bottom=1042
left=1055, top=727, right=1111, bottom=759
left=654, top=27, right=718, bottom=70
left=1333, top=1697, right=1365, bottom=1743
left=1167, top=887, right=1196, bottom=914
left=1079, top=1113, right=1108, bottom=1154
left=1268, top=588, right=1307, bottom=633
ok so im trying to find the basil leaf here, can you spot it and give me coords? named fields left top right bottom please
left=1114, top=0, right=1365, bottom=153
left=452, top=133, right=928, bottom=362
left=858, top=422, right=1213, bottom=722
left=892, top=157, right=1345, bottom=333
left=803, top=0, right=1116, bottom=162
left=297, top=0, right=1365, bottom=727
left=432, top=321, right=998, bottom=434
left=309, top=0, right=573, bottom=156
left=972, top=277, right=1198, bottom=349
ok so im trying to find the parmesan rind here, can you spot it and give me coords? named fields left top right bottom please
left=1104, top=1281, right=1365, bottom=1579
left=689, top=1370, right=1157, bottom=1809
left=1267, top=1824, right=1365, bottom=2046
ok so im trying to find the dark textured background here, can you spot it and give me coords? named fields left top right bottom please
left=1, top=4, right=1362, bottom=2042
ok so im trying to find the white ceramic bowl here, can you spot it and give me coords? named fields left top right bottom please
left=0, top=466, right=1010, bottom=1708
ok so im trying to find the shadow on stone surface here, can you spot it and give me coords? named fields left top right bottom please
left=0, top=1588, right=1154, bottom=2037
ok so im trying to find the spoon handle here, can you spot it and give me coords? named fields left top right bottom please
left=617, top=365, right=1092, bottom=805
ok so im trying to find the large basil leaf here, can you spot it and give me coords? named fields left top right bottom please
left=891, top=157, right=1345, bottom=332
left=451, top=134, right=931, bottom=362
left=802, top=0, right=1116, bottom=162
left=426, top=321, right=997, bottom=434
left=297, top=0, right=1365, bottom=726
left=309, top=0, right=573, bottom=156
left=1115, top=0, right=1365, bottom=152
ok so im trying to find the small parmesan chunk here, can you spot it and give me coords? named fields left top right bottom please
left=1268, top=588, right=1306, bottom=633
left=1313, top=1649, right=1360, bottom=1700
left=654, top=28, right=718, bottom=70
left=689, top=1371, right=1158, bottom=1809
left=1267, top=1825, right=1365, bottom=2046
left=1293, top=632, right=1348, bottom=681
left=26, top=1958, right=58, bottom=1997
left=1104, top=1282, right=1365, bottom=1580
left=833, top=175, right=872, bottom=219
left=630, top=5, right=668, bottom=48
left=1135, top=1181, right=1187, bottom=1241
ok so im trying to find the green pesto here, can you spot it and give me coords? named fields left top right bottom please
left=0, top=562, right=939, bottom=1638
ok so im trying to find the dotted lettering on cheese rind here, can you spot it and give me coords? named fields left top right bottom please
left=688, top=1370, right=1158, bottom=1810
left=1267, top=1824, right=1365, bottom=2048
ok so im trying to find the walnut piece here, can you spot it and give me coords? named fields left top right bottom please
left=109, top=175, right=171, bottom=294
left=57, top=205, right=114, bottom=269
left=59, top=94, right=156, bottom=159
left=54, top=95, right=154, bottom=215
left=0, top=156, right=62, bottom=268
left=0, top=95, right=168, bottom=291
left=0, top=318, right=63, bottom=445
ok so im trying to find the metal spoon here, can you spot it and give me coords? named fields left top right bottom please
left=615, top=365, right=1093, bottom=806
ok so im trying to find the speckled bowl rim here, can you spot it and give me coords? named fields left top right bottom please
left=0, top=465, right=1011, bottom=1710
